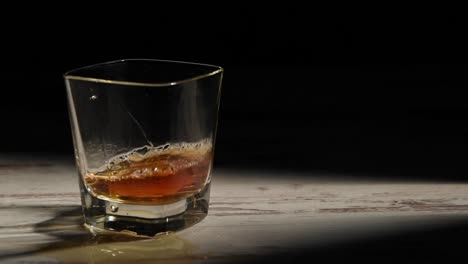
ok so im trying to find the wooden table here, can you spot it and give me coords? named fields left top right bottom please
left=2, top=155, right=468, bottom=263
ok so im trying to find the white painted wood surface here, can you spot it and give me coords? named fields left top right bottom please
left=1, top=155, right=468, bottom=263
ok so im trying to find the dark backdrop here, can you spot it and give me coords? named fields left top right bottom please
left=1, top=10, right=467, bottom=179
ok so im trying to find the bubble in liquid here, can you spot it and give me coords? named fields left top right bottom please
left=110, top=205, right=118, bottom=212
left=101, top=139, right=213, bottom=172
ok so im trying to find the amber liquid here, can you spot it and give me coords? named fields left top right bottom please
left=84, top=143, right=212, bottom=205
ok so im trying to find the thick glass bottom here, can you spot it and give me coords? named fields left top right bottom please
left=79, top=181, right=210, bottom=237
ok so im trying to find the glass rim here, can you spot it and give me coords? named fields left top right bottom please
left=64, top=58, right=223, bottom=87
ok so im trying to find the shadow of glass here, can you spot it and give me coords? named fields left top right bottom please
left=1, top=206, right=197, bottom=263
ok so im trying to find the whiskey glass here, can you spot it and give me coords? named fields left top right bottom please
left=64, top=59, right=223, bottom=236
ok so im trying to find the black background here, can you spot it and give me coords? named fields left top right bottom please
left=1, top=9, right=468, bottom=180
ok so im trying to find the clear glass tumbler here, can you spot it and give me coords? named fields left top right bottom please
left=64, top=59, right=223, bottom=236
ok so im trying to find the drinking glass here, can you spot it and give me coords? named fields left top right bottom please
left=64, top=59, right=223, bottom=236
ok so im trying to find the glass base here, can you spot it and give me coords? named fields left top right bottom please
left=79, top=181, right=210, bottom=237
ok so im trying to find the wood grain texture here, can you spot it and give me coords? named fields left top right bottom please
left=2, top=156, right=468, bottom=263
